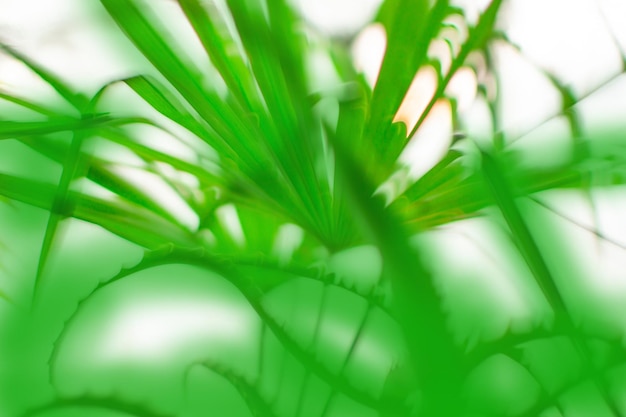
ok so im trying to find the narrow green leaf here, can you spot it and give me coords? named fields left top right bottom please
left=100, top=0, right=309, bottom=232
left=0, top=91, right=57, bottom=117
left=178, top=0, right=261, bottom=113
left=115, top=76, right=226, bottom=151
left=225, top=0, right=335, bottom=243
left=481, top=150, right=569, bottom=315
left=366, top=0, right=450, bottom=172
left=0, top=116, right=112, bottom=140
left=33, top=131, right=86, bottom=301
left=0, top=172, right=194, bottom=249
left=124, top=75, right=199, bottom=129
left=482, top=150, right=626, bottom=415
left=96, top=127, right=223, bottom=187
left=530, top=197, right=626, bottom=251
left=400, top=149, right=465, bottom=202
left=0, top=43, right=88, bottom=110
left=99, top=0, right=259, bottom=163
left=327, top=123, right=463, bottom=415
left=406, top=0, right=504, bottom=140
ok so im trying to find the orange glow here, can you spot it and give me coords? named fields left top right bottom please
left=393, top=66, right=438, bottom=135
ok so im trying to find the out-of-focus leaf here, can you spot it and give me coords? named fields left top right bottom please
left=0, top=43, right=88, bottom=110
left=365, top=0, right=449, bottom=173
left=0, top=91, right=57, bottom=117
left=19, top=131, right=194, bottom=233
left=0, top=172, right=194, bottom=249
left=99, top=0, right=261, bottom=163
left=33, top=131, right=86, bottom=300
left=178, top=0, right=261, bottom=113
left=327, top=123, right=463, bottom=415
left=406, top=0, right=504, bottom=139
left=0, top=116, right=112, bottom=140
left=123, top=75, right=207, bottom=137
left=481, top=150, right=568, bottom=315
left=21, top=396, right=176, bottom=417
left=224, top=0, right=335, bottom=245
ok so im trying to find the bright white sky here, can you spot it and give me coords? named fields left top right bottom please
left=1, top=0, right=626, bottom=363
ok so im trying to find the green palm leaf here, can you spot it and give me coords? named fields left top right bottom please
left=1, top=0, right=626, bottom=416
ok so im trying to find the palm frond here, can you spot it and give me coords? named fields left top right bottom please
left=1, top=0, right=626, bottom=416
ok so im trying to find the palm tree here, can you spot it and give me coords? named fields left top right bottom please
left=1, top=0, right=625, bottom=416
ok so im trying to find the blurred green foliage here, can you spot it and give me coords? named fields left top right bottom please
left=1, top=0, right=625, bottom=416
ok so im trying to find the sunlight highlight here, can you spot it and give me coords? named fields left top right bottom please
left=393, top=66, right=438, bottom=135
left=272, top=223, right=305, bottom=266
left=99, top=299, right=250, bottom=362
left=446, top=66, right=478, bottom=112
left=351, top=23, right=387, bottom=88
left=295, top=0, right=383, bottom=37
left=215, top=204, right=246, bottom=248
left=399, top=98, right=453, bottom=179
left=428, top=39, right=453, bottom=75
left=503, top=0, right=622, bottom=95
